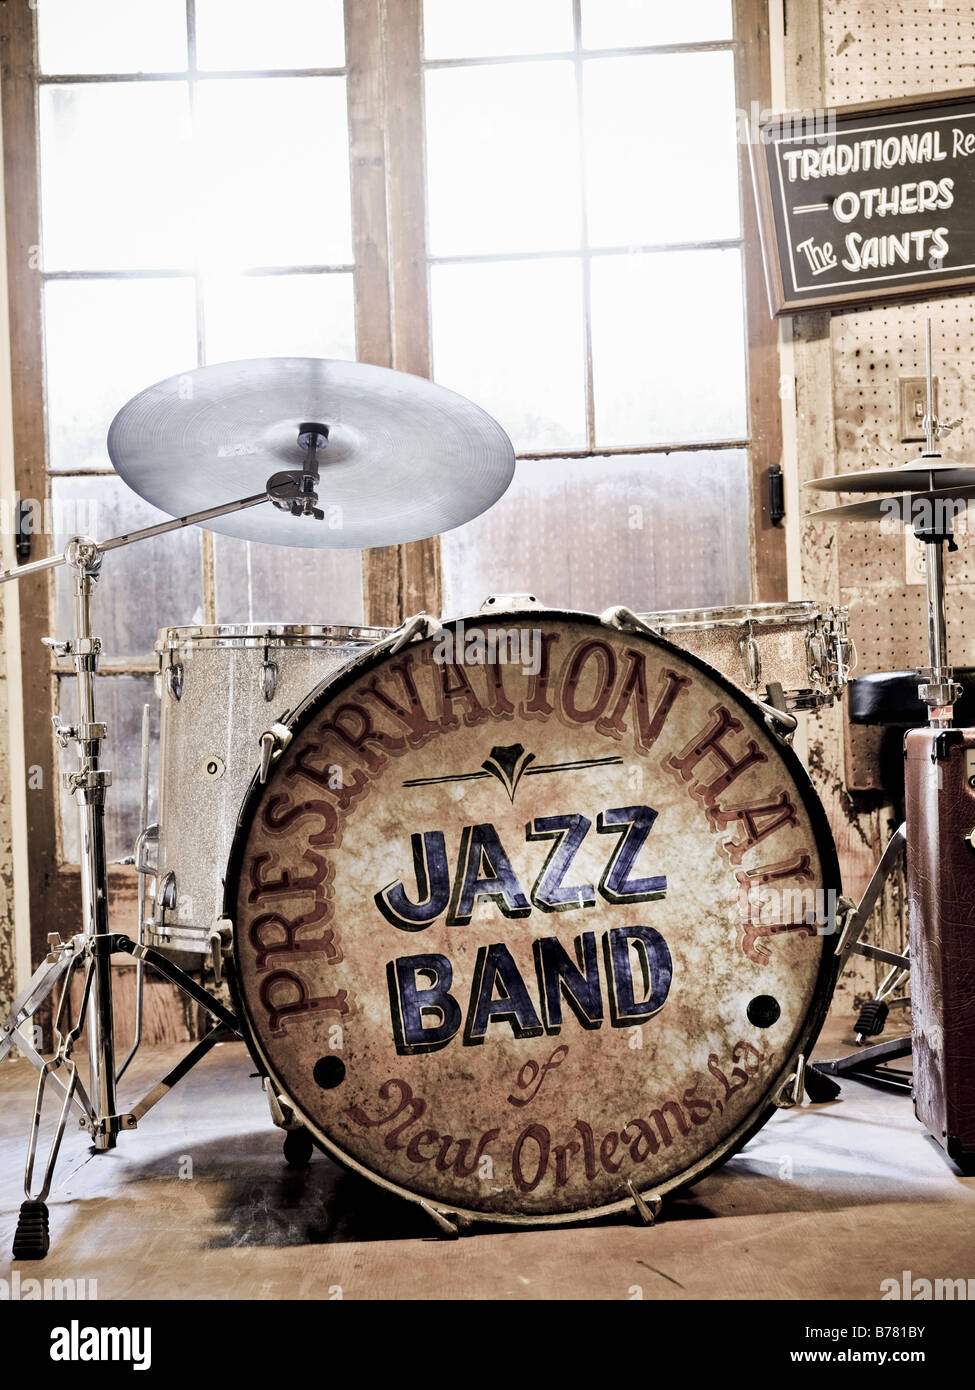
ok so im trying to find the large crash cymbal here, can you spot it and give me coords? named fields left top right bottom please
left=107, top=358, right=515, bottom=549
left=806, top=484, right=975, bottom=522
left=804, top=459, right=975, bottom=494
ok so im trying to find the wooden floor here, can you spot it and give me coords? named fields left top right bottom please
left=1, top=1027, right=973, bottom=1301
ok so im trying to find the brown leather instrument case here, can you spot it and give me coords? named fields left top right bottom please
left=905, top=727, right=975, bottom=1165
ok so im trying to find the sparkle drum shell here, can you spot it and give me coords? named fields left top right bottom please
left=639, top=601, right=854, bottom=711
left=226, top=609, right=840, bottom=1225
left=151, top=623, right=388, bottom=954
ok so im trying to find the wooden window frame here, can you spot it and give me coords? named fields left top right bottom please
left=1, top=0, right=781, bottom=969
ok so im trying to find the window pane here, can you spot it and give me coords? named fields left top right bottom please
left=441, top=452, right=750, bottom=616
left=37, top=0, right=188, bottom=74
left=194, top=78, right=352, bottom=270
left=584, top=52, right=740, bottom=246
left=425, top=62, right=581, bottom=256
left=213, top=537, right=365, bottom=627
left=51, top=477, right=205, bottom=661
left=39, top=83, right=194, bottom=271
left=204, top=273, right=356, bottom=362
left=58, top=675, right=158, bottom=866
left=423, top=0, right=574, bottom=58
left=590, top=248, right=746, bottom=446
left=581, top=0, right=732, bottom=48
left=44, top=278, right=197, bottom=472
left=431, top=259, right=586, bottom=453
left=195, top=0, right=345, bottom=70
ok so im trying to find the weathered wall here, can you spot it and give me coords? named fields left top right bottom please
left=0, top=587, right=14, bottom=1016
left=783, top=0, right=975, bottom=1016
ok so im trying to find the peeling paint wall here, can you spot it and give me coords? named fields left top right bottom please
left=784, top=1, right=975, bottom=1016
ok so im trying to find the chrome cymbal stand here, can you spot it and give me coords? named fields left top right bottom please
left=915, top=318, right=963, bottom=729
left=0, top=483, right=309, bottom=1259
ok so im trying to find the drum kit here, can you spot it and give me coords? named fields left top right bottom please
left=1, top=324, right=972, bottom=1259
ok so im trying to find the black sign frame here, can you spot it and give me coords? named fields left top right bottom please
left=750, top=87, right=975, bottom=316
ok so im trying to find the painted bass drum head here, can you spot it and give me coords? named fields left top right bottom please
left=226, top=610, right=839, bottom=1224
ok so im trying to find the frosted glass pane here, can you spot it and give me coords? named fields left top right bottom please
left=44, top=278, right=197, bottom=471
left=581, top=0, right=732, bottom=48
left=213, top=536, right=364, bottom=627
left=194, top=78, right=352, bottom=271
left=39, top=83, right=194, bottom=271
left=441, top=452, right=750, bottom=617
left=431, top=259, right=586, bottom=452
left=204, top=273, right=356, bottom=362
left=423, top=0, right=574, bottom=58
left=584, top=52, right=740, bottom=246
left=51, top=476, right=204, bottom=661
left=425, top=62, right=581, bottom=256
left=58, top=676, right=159, bottom=866
left=590, top=249, right=746, bottom=446
left=195, top=0, right=345, bottom=70
left=37, top=0, right=188, bottom=74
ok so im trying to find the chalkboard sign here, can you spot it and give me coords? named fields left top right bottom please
left=750, top=87, right=975, bottom=316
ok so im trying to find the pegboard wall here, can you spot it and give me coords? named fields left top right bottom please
left=816, top=3, right=975, bottom=790
left=823, top=1, right=975, bottom=105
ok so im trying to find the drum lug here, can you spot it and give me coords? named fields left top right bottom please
left=774, top=1054, right=806, bottom=1109
left=260, top=657, right=278, bottom=702
left=626, top=1180, right=663, bottom=1225
left=389, top=611, right=444, bottom=654
left=599, top=604, right=658, bottom=637
left=158, top=871, right=177, bottom=912
left=258, top=722, right=293, bottom=784
left=739, top=632, right=763, bottom=689
left=166, top=660, right=184, bottom=701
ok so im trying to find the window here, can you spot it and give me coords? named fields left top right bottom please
left=32, top=0, right=361, bottom=862
left=421, top=1, right=755, bottom=617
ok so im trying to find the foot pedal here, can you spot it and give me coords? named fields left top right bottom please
left=12, top=1200, right=50, bottom=1260
left=804, top=1064, right=841, bottom=1102
left=855, top=999, right=889, bottom=1038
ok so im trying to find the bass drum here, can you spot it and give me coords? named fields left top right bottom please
left=225, top=608, right=839, bottom=1226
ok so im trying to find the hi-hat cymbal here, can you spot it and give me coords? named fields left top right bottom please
left=107, top=358, right=515, bottom=549
left=805, top=459, right=975, bottom=494
left=806, top=485, right=975, bottom=522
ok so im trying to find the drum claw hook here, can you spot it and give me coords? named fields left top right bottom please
left=627, top=1181, right=663, bottom=1225
left=389, top=612, right=444, bottom=654
left=774, top=1054, right=806, bottom=1109
left=418, top=1199, right=461, bottom=1238
left=599, top=604, right=658, bottom=638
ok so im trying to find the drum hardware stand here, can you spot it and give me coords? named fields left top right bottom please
left=0, top=476, right=331, bottom=1259
left=808, top=324, right=969, bottom=1098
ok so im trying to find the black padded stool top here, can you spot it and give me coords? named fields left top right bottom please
left=848, top=668, right=975, bottom=726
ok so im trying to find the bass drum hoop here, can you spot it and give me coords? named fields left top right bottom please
left=224, top=607, right=841, bottom=1228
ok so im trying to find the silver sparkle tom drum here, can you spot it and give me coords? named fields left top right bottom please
left=143, top=623, right=388, bottom=955
left=639, top=601, right=854, bottom=711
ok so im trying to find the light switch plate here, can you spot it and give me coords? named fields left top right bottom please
left=900, top=376, right=938, bottom=443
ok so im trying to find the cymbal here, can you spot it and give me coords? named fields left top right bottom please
left=806, top=485, right=975, bottom=522
left=107, top=358, right=515, bottom=549
left=805, top=459, right=975, bottom=494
